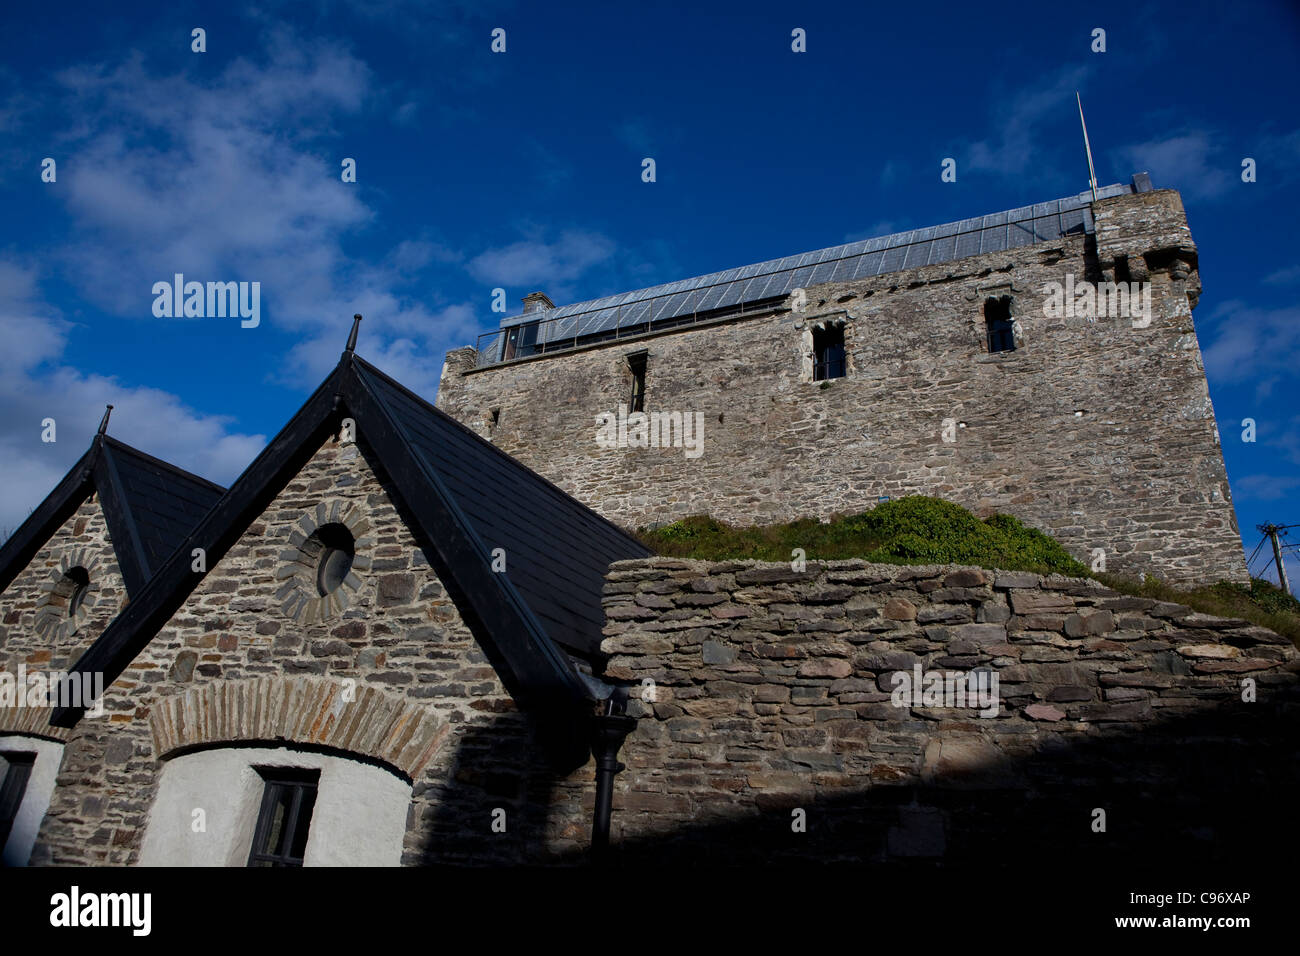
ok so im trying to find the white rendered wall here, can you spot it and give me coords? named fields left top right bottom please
left=137, top=746, right=411, bottom=867
left=0, top=735, right=65, bottom=866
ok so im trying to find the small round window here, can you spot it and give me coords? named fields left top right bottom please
left=276, top=503, right=368, bottom=624
left=309, top=523, right=355, bottom=596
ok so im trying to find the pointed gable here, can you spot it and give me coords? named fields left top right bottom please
left=0, top=436, right=225, bottom=599
left=0, top=436, right=225, bottom=692
left=56, top=351, right=651, bottom=726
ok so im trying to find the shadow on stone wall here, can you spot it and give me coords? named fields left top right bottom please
left=548, top=680, right=1298, bottom=868
left=407, top=712, right=587, bottom=866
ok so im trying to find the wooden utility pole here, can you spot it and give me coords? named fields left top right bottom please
left=1258, top=523, right=1294, bottom=595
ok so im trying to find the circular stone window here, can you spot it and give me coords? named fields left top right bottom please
left=35, top=554, right=100, bottom=640
left=277, top=502, right=371, bottom=625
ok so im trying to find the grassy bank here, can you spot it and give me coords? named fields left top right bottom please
left=637, top=496, right=1300, bottom=644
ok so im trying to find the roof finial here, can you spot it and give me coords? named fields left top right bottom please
left=345, top=314, right=362, bottom=353
left=97, top=404, right=114, bottom=436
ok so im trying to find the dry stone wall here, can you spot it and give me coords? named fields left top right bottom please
left=597, top=557, right=1298, bottom=865
left=438, top=190, right=1244, bottom=585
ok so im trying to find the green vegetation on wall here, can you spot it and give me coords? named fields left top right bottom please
left=638, top=496, right=1300, bottom=643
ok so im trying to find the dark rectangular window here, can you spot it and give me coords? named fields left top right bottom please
left=247, top=767, right=319, bottom=867
left=627, top=351, right=648, bottom=412
left=985, top=297, right=1016, bottom=353
left=0, top=753, right=36, bottom=850
left=813, top=325, right=846, bottom=380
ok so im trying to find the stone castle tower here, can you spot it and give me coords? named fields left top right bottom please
left=436, top=176, right=1244, bottom=586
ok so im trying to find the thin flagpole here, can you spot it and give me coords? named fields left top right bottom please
left=1077, top=92, right=1099, bottom=202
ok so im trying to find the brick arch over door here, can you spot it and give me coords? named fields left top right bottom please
left=0, top=707, right=72, bottom=743
left=147, top=677, right=448, bottom=780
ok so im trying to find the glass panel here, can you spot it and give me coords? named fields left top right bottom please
left=289, top=786, right=317, bottom=860
left=263, top=783, right=293, bottom=857
left=318, top=548, right=353, bottom=595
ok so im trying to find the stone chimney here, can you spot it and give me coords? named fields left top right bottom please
left=522, top=292, right=554, bottom=314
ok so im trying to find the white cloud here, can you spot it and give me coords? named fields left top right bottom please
left=1113, top=130, right=1232, bottom=200
left=23, top=28, right=486, bottom=399
left=53, top=39, right=373, bottom=321
left=1201, top=300, right=1300, bottom=387
left=285, top=300, right=481, bottom=391
left=843, top=220, right=900, bottom=243
left=0, top=261, right=265, bottom=537
left=1235, top=473, right=1300, bottom=502
left=467, top=230, right=616, bottom=289
left=1113, top=124, right=1300, bottom=201
left=1263, top=264, right=1300, bottom=285
left=965, top=66, right=1089, bottom=177
left=0, top=262, right=69, bottom=374
left=0, top=21, right=636, bottom=538
left=614, top=118, right=654, bottom=154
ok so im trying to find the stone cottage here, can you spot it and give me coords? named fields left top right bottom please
left=0, top=417, right=224, bottom=865
left=3, top=334, right=652, bottom=865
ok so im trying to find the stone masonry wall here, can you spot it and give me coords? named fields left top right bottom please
left=437, top=190, right=1244, bottom=586
left=597, top=557, right=1298, bottom=865
left=1, top=494, right=128, bottom=723
left=31, top=435, right=593, bottom=865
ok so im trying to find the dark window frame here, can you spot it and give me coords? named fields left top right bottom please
left=812, top=324, right=847, bottom=381
left=626, top=351, right=648, bottom=413
left=985, top=296, right=1016, bottom=353
left=0, top=752, right=36, bottom=850
left=247, top=766, right=320, bottom=867
left=500, top=320, right=540, bottom=362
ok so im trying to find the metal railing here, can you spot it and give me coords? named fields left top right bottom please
left=474, top=294, right=788, bottom=367
left=472, top=196, right=1101, bottom=368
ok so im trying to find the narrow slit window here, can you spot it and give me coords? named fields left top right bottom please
left=985, top=297, right=1016, bottom=353
left=247, top=767, right=319, bottom=867
left=627, top=351, right=648, bottom=412
left=813, top=325, right=846, bottom=380
left=0, top=753, right=36, bottom=851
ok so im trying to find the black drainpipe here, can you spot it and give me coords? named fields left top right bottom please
left=590, top=694, right=636, bottom=862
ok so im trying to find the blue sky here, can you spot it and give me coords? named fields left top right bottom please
left=2, top=0, right=1297, bottom=584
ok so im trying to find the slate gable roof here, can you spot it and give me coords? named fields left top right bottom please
left=359, top=359, right=649, bottom=658
left=53, top=349, right=651, bottom=728
left=0, top=433, right=225, bottom=598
